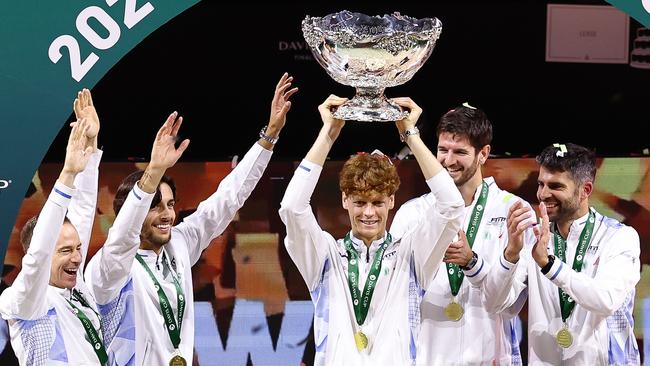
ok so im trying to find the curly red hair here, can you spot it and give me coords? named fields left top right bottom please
left=339, top=153, right=400, bottom=197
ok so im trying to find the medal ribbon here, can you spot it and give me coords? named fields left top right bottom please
left=66, top=290, right=108, bottom=365
left=447, top=181, right=489, bottom=296
left=136, top=252, right=186, bottom=349
left=344, top=232, right=391, bottom=326
left=553, top=208, right=595, bottom=322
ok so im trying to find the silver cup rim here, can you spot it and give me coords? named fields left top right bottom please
left=302, top=10, right=442, bottom=49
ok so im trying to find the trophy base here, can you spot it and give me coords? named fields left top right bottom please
left=333, top=88, right=409, bottom=122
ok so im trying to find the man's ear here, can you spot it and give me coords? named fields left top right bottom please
left=388, top=195, right=395, bottom=210
left=479, top=144, right=491, bottom=165
left=582, top=181, right=593, bottom=201
left=342, top=192, right=348, bottom=209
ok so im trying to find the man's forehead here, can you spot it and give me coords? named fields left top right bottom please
left=538, top=167, right=573, bottom=182
left=438, top=132, right=472, bottom=148
left=55, top=222, right=80, bottom=245
left=348, top=192, right=392, bottom=201
left=158, top=182, right=175, bottom=201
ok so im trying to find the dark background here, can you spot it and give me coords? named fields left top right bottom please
left=43, top=0, right=650, bottom=163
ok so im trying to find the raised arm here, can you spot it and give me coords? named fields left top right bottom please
left=257, top=72, right=298, bottom=151
left=392, top=98, right=444, bottom=180
left=0, top=120, right=92, bottom=319
left=176, top=73, right=298, bottom=265
left=67, top=89, right=102, bottom=268
left=279, top=95, right=347, bottom=291
left=305, top=95, right=347, bottom=165
left=392, top=98, right=464, bottom=289
left=86, top=113, right=189, bottom=304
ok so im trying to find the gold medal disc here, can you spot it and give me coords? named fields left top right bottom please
left=556, top=328, right=573, bottom=348
left=354, top=331, right=368, bottom=351
left=170, top=355, right=187, bottom=366
left=444, top=301, right=464, bottom=321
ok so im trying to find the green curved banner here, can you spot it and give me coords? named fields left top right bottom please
left=606, top=0, right=650, bottom=28
left=0, top=1, right=200, bottom=271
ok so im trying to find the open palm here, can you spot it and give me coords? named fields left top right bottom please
left=269, top=72, right=299, bottom=129
left=73, top=88, right=100, bottom=140
left=150, top=112, right=190, bottom=170
left=64, top=119, right=93, bottom=174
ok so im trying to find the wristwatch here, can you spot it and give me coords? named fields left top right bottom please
left=259, top=125, right=279, bottom=145
left=399, top=126, right=419, bottom=142
left=540, top=254, right=555, bottom=275
left=460, top=251, right=479, bottom=271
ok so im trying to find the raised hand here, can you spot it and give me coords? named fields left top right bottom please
left=72, top=88, right=100, bottom=149
left=390, top=97, right=442, bottom=179
left=268, top=72, right=299, bottom=133
left=504, top=200, right=535, bottom=263
left=392, top=97, right=422, bottom=134
left=532, top=202, right=551, bottom=267
left=149, top=112, right=190, bottom=170
left=317, top=95, right=347, bottom=139
left=59, top=119, right=93, bottom=187
left=304, top=95, right=348, bottom=166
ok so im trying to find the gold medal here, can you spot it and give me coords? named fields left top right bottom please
left=556, top=327, right=573, bottom=348
left=444, top=301, right=464, bottom=321
left=354, top=331, right=368, bottom=351
left=169, top=354, right=187, bottom=366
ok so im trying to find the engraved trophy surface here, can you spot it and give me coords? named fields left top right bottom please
left=302, top=10, right=442, bottom=122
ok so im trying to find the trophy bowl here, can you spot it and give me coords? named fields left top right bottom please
left=302, top=10, right=442, bottom=122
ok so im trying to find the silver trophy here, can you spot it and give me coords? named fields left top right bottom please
left=302, top=10, right=442, bottom=122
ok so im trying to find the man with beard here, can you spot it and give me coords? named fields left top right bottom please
left=86, top=73, right=297, bottom=365
left=485, top=143, right=641, bottom=364
left=390, top=103, right=536, bottom=365
left=85, top=110, right=190, bottom=365
left=280, top=95, right=463, bottom=365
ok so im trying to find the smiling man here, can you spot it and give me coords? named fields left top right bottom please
left=85, top=73, right=297, bottom=366
left=391, top=104, right=536, bottom=366
left=0, top=114, right=104, bottom=365
left=280, top=95, right=463, bottom=365
left=485, top=143, right=641, bottom=364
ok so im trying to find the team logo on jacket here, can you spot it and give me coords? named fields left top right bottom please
left=488, top=217, right=506, bottom=225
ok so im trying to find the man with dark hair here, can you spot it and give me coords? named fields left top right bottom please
left=391, top=103, right=536, bottom=365
left=112, top=173, right=176, bottom=217
left=19, top=216, right=67, bottom=253
left=280, top=95, right=463, bottom=365
left=0, top=110, right=104, bottom=365
left=86, top=73, right=298, bottom=365
left=84, top=110, right=190, bottom=365
left=486, top=143, right=640, bottom=364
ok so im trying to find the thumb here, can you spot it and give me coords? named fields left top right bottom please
left=458, top=229, right=468, bottom=242
left=176, top=139, right=190, bottom=156
left=282, top=100, right=292, bottom=114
